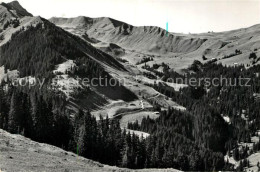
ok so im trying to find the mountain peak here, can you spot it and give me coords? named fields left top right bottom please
left=7, top=0, right=20, bottom=5
left=1, top=0, right=33, bottom=18
left=96, top=17, right=129, bottom=27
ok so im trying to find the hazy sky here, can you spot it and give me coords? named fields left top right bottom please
left=2, top=0, right=260, bottom=33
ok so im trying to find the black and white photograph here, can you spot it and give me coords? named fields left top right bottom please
left=0, top=0, right=260, bottom=171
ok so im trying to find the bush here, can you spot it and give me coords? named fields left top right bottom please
left=249, top=52, right=257, bottom=60
left=0, top=35, right=4, bottom=41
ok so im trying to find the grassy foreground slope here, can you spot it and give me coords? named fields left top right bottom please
left=0, top=129, right=181, bottom=172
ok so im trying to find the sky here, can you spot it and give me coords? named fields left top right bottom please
left=1, top=0, right=260, bottom=33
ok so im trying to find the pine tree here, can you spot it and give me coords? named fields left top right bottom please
left=121, top=144, right=130, bottom=168
left=177, top=155, right=189, bottom=171
left=34, top=96, right=53, bottom=142
left=233, top=147, right=239, bottom=161
left=0, top=85, right=8, bottom=129
left=8, top=91, right=22, bottom=133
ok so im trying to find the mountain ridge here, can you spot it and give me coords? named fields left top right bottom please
left=50, top=15, right=260, bottom=71
left=50, top=16, right=207, bottom=55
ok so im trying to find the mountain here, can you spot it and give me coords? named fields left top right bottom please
left=50, top=16, right=260, bottom=72
left=0, top=1, right=139, bottom=112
